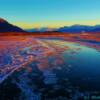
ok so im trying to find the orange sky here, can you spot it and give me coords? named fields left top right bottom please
left=12, top=20, right=100, bottom=29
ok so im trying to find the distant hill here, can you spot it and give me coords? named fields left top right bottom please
left=26, top=25, right=100, bottom=33
left=0, top=18, right=25, bottom=33
left=56, top=25, right=100, bottom=33
left=26, top=28, right=39, bottom=32
left=26, top=27, right=56, bottom=32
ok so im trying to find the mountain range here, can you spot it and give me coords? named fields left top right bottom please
left=26, top=25, right=100, bottom=33
left=26, top=27, right=56, bottom=32
left=57, top=25, right=100, bottom=33
left=0, top=18, right=100, bottom=33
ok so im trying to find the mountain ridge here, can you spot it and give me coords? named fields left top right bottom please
left=0, top=18, right=25, bottom=33
left=26, top=25, right=100, bottom=33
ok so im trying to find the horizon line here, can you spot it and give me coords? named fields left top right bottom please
left=1, top=18, right=100, bottom=29
left=11, top=20, right=100, bottom=29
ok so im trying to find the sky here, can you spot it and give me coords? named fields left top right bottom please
left=0, top=0, right=100, bottom=29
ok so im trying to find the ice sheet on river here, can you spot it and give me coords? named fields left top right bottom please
left=0, top=38, right=72, bottom=84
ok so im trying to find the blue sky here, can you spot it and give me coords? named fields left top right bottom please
left=0, top=0, right=100, bottom=28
